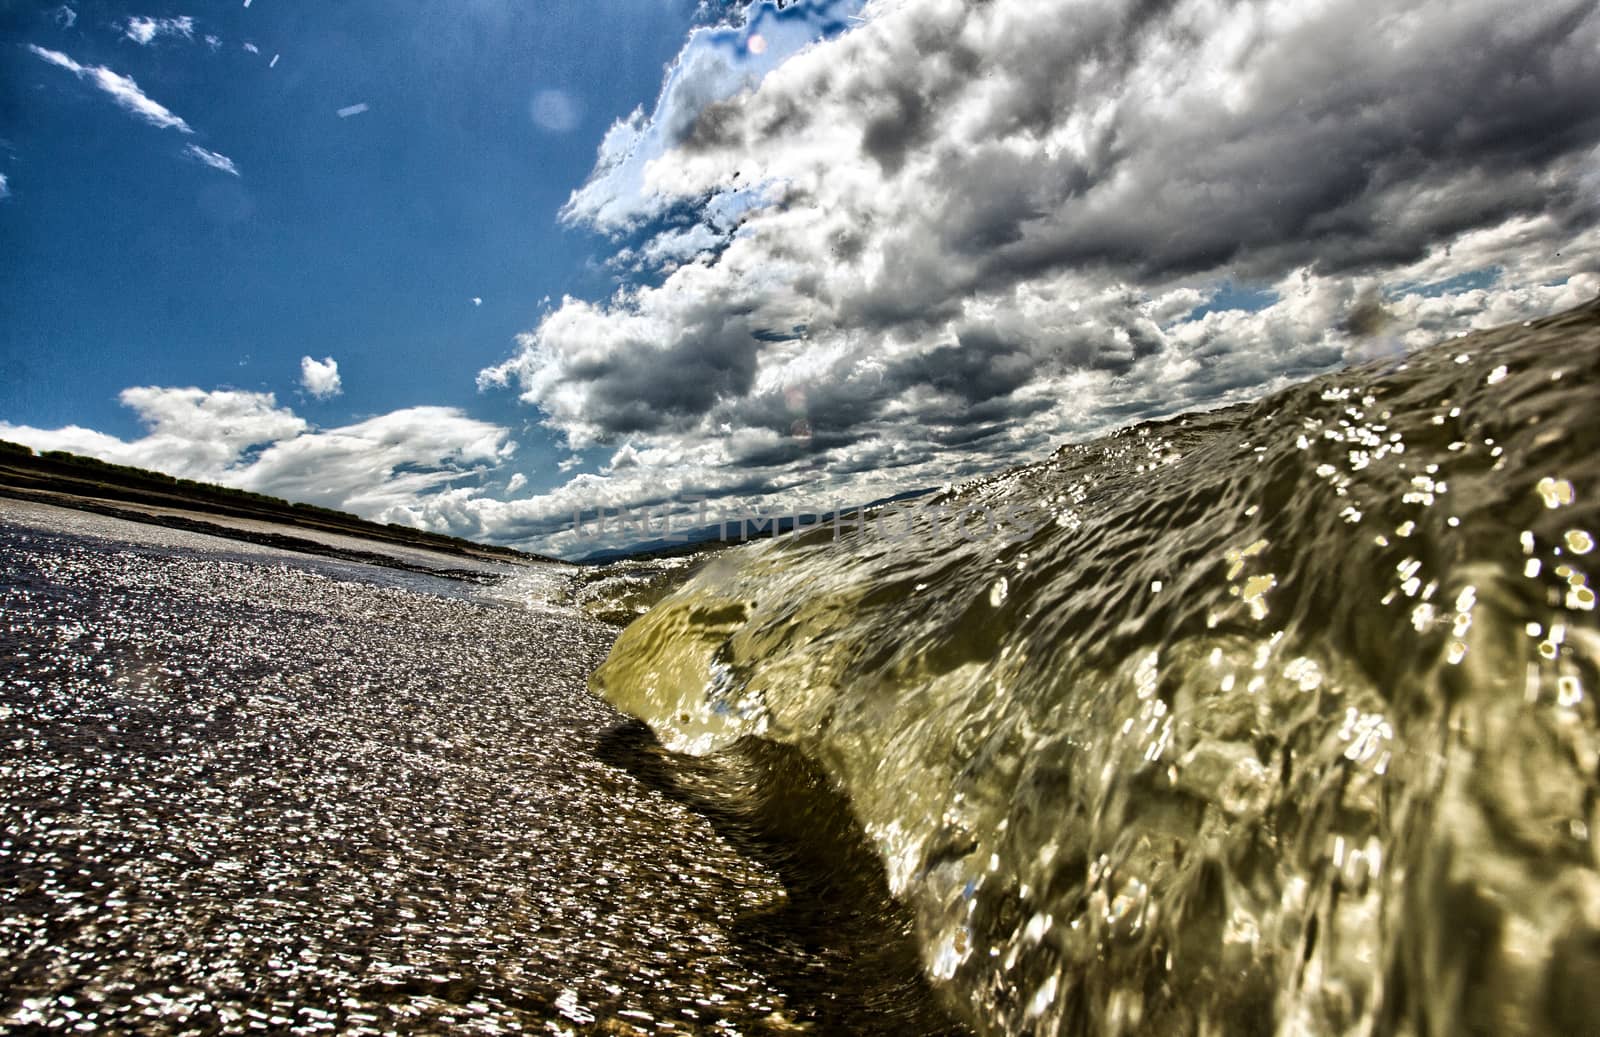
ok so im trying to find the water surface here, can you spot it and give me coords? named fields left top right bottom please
left=594, top=300, right=1600, bottom=1036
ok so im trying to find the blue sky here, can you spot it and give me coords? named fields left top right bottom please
left=3, top=0, right=1597, bottom=556
left=3, top=0, right=713, bottom=491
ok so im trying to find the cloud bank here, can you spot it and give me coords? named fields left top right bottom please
left=470, top=0, right=1600, bottom=553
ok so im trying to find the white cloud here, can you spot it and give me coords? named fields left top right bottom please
left=562, top=0, right=866, bottom=231
left=472, top=296, right=483, bottom=306
left=54, top=5, right=77, bottom=29
left=124, top=16, right=194, bottom=46
left=639, top=223, right=724, bottom=269
left=228, top=408, right=515, bottom=524
left=506, top=472, right=528, bottom=494
left=0, top=174, right=9, bottom=200
left=125, top=387, right=307, bottom=468
left=1, top=388, right=305, bottom=480
left=299, top=356, right=343, bottom=399
left=183, top=144, right=238, bottom=176
left=28, top=45, right=193, bottom=133
left=337, top=102, right=369, bottom=118
left=602, top=443, right=642, bottom=474
left=242, top=42, right=259, bottom=54
left=0, top=391, right=519, bottom=539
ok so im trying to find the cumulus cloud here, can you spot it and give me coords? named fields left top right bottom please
left=639, top=223, right=725, bottom=269
left=228, top=408, right=515, bottom=525
left=28, top=45, right=194, bottom=133
left=299, top=356, right=343, bottom=399
left=124, top=16, right=194, bottom=45
left=0, top=388, right=304, bottom=480
left=474, top=0, right=1600, bottom=548
left=562, top=0, right=865, bottom=230
left=0, top=390, right=518, bottom=536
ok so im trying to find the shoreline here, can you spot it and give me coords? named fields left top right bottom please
left=0, top=481, right=536, bottom=584
left=0, top=498, right=967, bottom=1035
left=0, top=445, right=556, bottom=572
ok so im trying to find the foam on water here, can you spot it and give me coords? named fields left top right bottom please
left=592, top=299, right=1600, bottom=1036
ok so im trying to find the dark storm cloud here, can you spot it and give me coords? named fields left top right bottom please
left=566, top=305, right=763, bottom=436
left=817, top=0, right=1600, bottom=328
left=890, top=335, right=1034, bottom=405
left=860, top=81, right=935, bottom=175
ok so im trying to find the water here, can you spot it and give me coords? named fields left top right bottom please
left=591, top=299, right=1600, bottom=1035
left=0, top=502, right=961, bottom=1034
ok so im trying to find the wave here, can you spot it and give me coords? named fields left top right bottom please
left=590, top=298, right=1600, bottom=1036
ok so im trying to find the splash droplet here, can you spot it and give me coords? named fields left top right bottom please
left=1537, top=477, right=1575, bottom=509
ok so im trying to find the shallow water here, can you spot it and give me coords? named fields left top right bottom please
left=0, top=502, right=961, bottom=1035
left=593, top=299, right=1600, bottom=1036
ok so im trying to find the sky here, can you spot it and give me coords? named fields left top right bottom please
left=2, top=0, right=1597, bottom=558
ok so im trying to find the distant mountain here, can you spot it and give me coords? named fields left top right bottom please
left=573, top=487, right=937, bottom=564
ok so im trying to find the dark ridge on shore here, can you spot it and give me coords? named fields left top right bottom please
left=0, top=441, right=562, bottom=574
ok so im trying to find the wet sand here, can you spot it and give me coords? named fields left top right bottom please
left=0, top=500, right=962, bottom=1036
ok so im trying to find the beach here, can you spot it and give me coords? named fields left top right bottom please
left=0, top=499, right=960, bottom=1035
